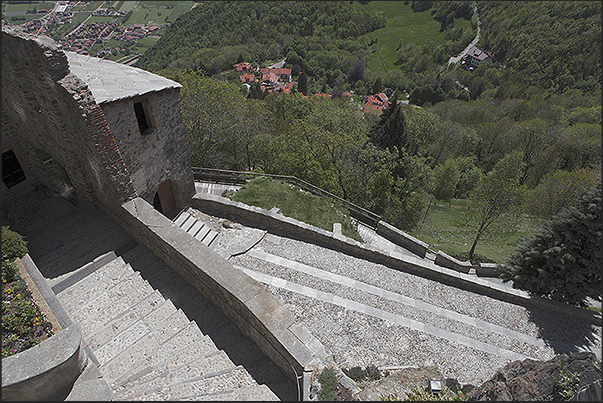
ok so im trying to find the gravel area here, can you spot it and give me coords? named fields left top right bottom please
left=265, top=285, right=510, bottom=385
left=191, top=207, right=601, bottom=387
left=231, top=253, right=555, bottom=361
left=233, top=232, right=599, bottom=385
left=257, top=234, right=601, bottom=345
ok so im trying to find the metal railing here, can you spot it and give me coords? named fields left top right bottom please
left=191, top=167, right=382, bottom=229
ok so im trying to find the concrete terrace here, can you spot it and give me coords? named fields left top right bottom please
left=4, top=182, right=602, bottom=399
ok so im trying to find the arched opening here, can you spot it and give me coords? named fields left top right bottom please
left=153, top=179, right=176, bottom=217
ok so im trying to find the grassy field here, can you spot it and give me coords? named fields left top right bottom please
left=353, top=1, right=444, bottom=75
left=2, top=2, right=55, bottom=13
left=409, top=198, right=544, bottom=264
left=123, top=1, right=193, bottom=24
left=228, top=177, right=362, bottom=242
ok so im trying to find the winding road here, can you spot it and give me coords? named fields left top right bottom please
left=447, top=5, right=481, bottom=66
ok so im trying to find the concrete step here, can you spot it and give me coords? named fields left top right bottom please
left=100, top=309, right=191, bottom=384
left=86, top=289, right=167, bottom=350
left=132, top=366, right=260, bottom=401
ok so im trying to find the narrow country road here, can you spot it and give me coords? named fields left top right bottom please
left=448, top=4, right=481, bottom=66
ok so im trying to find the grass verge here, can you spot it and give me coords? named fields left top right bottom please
left=227, top=177, right=362, bottom=242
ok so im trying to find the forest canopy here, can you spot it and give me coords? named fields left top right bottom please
left=136, top=1, right=386, bottom=74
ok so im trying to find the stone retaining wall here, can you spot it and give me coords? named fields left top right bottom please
left=434, top=250, right=473, bottom=274
left=119, top=197, right=330, bottom=400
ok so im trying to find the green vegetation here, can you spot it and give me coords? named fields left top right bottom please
left=554, top=356, right=581, bottom=400
left=352, top=1, right=447, bottom=75
left=228, top=177, right=362, bottom=242
left=2, top=226, right=54, bottom=358
left=410, top=199, right=543, bottom=263
left=500, top=183, right=601, bottom=307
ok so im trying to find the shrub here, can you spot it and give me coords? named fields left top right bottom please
left=318, top=367, right=338, bottom=401
left=2, top=226, right=28, bottom=261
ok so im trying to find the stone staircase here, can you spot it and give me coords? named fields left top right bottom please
left=50, top=245, right=289, bottom=400
left=173, top=209, right=220, bottom=248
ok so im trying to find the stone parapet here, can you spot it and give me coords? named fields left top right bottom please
left=476, top=262, right=501, bottom=277
left=434, top=250, right=473, bottom=274
left=376, top=220, right=429, bottom=258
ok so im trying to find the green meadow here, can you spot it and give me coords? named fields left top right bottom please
left=354, top=1, right=445, bottom=75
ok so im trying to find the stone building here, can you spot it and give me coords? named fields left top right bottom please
left=1, top=27, right=195, bottom=217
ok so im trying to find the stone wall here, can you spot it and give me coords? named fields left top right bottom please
left=1, top=28, right=137, bottom=210
left=100, top=89, right=194, bottom=210
left=118, top=198, right=329, bottom=400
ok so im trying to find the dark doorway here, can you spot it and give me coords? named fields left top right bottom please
left=154, top=180, right=176, bottom=216
left=2, top=149, right=27, bottom=189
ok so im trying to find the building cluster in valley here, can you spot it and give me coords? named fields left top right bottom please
left=3, top=1, right=162, bottom=58
left=233, top=62, right=409, bottom=116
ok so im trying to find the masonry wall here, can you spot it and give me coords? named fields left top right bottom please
left=1, top=28, right=137, bottom=210
left=100, top=89, right=195, bottom=210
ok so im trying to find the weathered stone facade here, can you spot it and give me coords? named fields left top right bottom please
left=99, top=88, right=194, bottom=212
left=2, top=27, right=194, bottom=216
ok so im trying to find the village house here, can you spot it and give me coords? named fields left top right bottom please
left=363, top=92, right=390, bottom=114
left=462, top=45, right=490, bottom=71
left=233, top=62, right=254, bottom=73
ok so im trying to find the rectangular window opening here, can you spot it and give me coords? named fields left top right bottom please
left=134, top=101, right=154, bottom=135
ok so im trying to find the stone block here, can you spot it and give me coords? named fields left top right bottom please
left=476, top=263, right=501, bottom=277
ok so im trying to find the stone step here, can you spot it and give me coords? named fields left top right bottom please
left=180, top=214, right=198, bottom=232
left=112, top=322, right=216, bottom=397
left=91, top=298, right=177, bottom=353
left=187, top=220, right=205, bottom=238
left=121, top=244, right=157, bottom=267
left=194, top=224, right=211, bottom=242
left=72, top=272, right=156, bottom=338
left=177, top=384, right=280, bottom=401
left=86, top=289, right=168, bottom=350
left=202, top=230, right=219, bottom=247
left=117, top=350, right=237, bottom=400
left=99, top=309, right=191, bottom=384
left=81, top=273, right=158, bottom=339
left=34, top=223, right=130, bottom=272
left=132, top=366, right=259, bottom=401
left=173, top=210, right=192, bottom=227
left=55, top=256, right=136, bottom=311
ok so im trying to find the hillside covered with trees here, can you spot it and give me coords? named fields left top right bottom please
left=141, top=1, right=600, bottom=267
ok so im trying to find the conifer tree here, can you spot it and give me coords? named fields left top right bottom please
left=500, top=182, right=602, bottom=307
left=368, top=92, right=407, bottom=152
